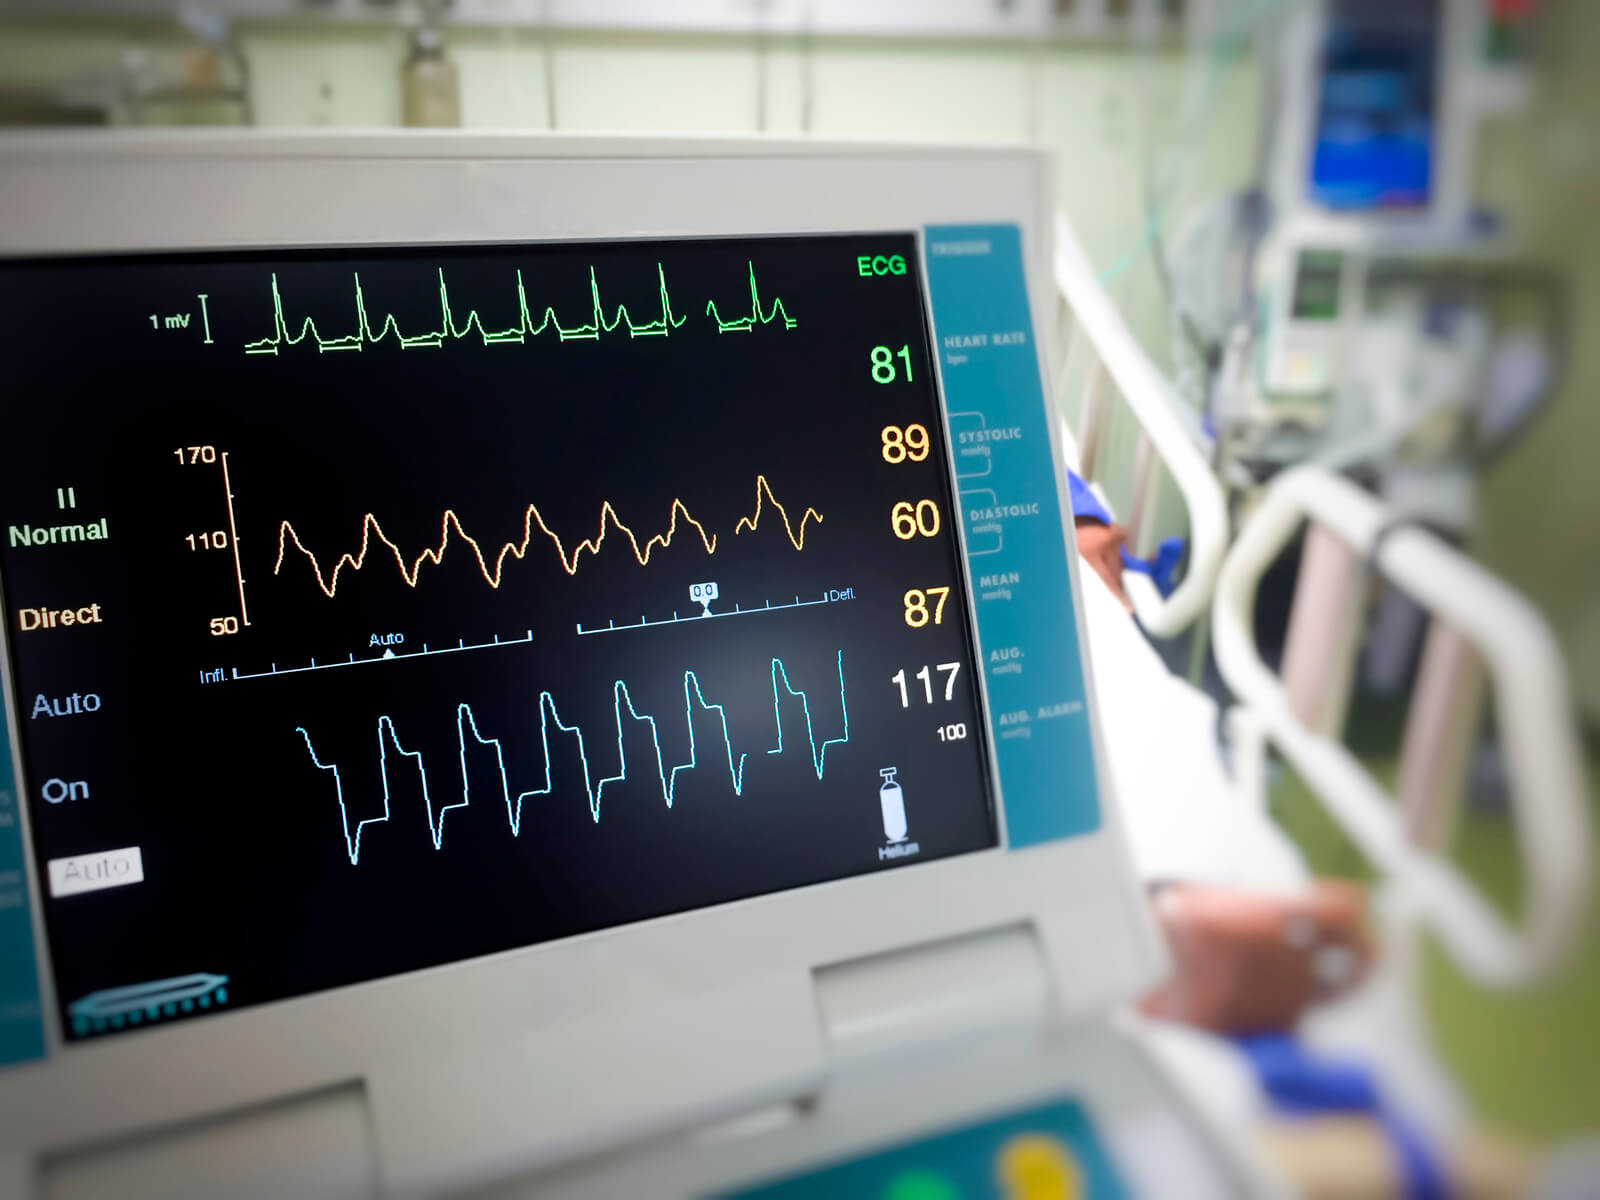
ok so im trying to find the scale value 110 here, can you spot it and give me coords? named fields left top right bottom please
left=890, top=662, right=961, bottom=707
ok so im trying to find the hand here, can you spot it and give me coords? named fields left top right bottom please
left=1139, top=881, right=1374, bottom=1035
left=1075, top=517, right=1132, bottom=612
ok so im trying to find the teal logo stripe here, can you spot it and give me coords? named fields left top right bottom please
left=0, top=712, right=46, bottom=1065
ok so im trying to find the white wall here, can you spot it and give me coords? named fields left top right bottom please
left=0, top=21, right=1263, bottom=315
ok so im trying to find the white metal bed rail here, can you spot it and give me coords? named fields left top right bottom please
left=1052, top=212, right=1227, bottom=639
left=1212, top=465, right=1593, bottom=988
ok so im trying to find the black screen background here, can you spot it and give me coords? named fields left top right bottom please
left=0, top=233, right=995, bottom=1041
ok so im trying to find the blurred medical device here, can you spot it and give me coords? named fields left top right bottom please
left=1080, top=0, right=1569, bottom=789
left=1140, top=0, right=1559, bottom=543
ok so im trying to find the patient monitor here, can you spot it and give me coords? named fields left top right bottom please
left=0, top=135, right=1255, bottom=1197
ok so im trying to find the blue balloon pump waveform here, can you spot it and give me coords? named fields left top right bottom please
left=296, top=651, right=849, bottom=865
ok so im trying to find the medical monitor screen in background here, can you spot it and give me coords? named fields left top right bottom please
left=0, top=233, right=996, bottom=1042
left=1310, top=0, right=1440, bottom=211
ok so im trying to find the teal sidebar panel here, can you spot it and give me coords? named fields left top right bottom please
left=0, top=703, right=46, bottom=1065
left=923, top=224, right=1099, bottom=847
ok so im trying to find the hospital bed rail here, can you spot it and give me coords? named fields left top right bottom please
left=1211, top=465, right=1593, bottom=989
left=1052, top=212, right=1228, bottom=640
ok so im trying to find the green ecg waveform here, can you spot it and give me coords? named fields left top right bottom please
left=706, top=261, right=798, bottom=333
left=243, top=261, right=795, bottom=356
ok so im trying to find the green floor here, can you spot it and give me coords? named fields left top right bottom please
left=1269, top=745, right=1600, bottom=1141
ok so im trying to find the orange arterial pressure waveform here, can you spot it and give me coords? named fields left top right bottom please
left=274, top=476, right=823, bottom=597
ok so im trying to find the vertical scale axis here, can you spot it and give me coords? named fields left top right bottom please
left=197, top=294, right=214, bottom=345
left=220, top=452, right=250, bottom=627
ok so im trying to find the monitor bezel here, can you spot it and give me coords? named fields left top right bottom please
left=0, top=133, right=1161, bottom=1184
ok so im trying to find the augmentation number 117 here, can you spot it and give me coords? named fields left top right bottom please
left=891, top=662, right=961, bottom=707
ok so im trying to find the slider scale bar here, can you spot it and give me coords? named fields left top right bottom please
left=576, top=591, right=850, bottom=637
left=228, top=631, right=533, bottom=681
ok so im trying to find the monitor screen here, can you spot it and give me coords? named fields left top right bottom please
left=1290, top=250, right=1345, bottom=321
left=1309, top=0, right=1440, bottom=211
left=0, top=233, right=997, bottom=1042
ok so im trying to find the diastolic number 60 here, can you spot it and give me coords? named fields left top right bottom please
left=890, top=499, right=941, bottom=539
